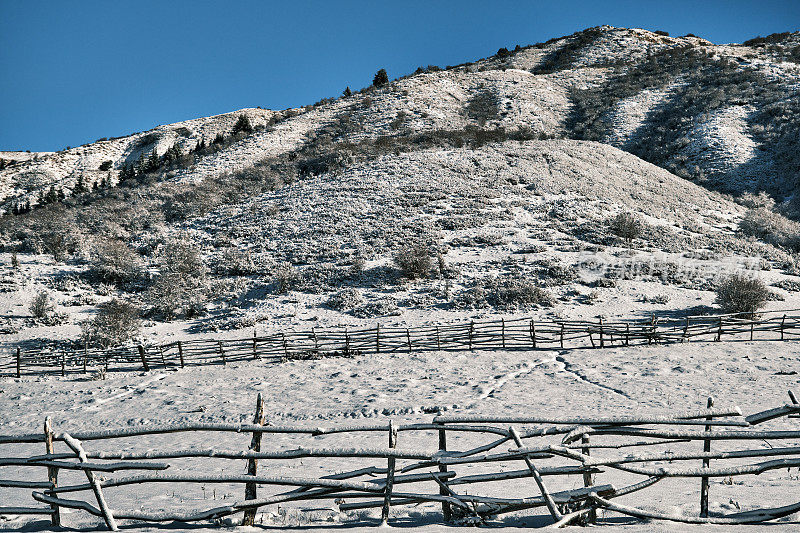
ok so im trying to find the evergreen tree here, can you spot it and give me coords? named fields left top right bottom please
left=343, top=86, right=352, bottom=97
left=213, top=132, right=225, bottom=145
left=73, top=175, right=87, bottom=194
left=136, top=152, right=147, bottom=175
left=232, top=114, right=253, bottom=135
left=44, top=186, right=59, bottom=204
left=372, top=68, right=389, bottom=87
left=146, top=147, right=160, bottom=173
left=194, top=137, right=206, bottom=152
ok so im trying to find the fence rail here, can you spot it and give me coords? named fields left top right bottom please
left=1, top=393, right=799, bottom=529
left=5, top=309, right=800, bottom=378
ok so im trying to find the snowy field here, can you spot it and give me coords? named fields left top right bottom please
left=1, top=339, right=799, bottom=531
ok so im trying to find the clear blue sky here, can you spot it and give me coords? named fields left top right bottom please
left=1, top=0, right=797, bottom=151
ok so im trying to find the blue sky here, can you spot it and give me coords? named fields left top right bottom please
left=1, top=0, right=797, bottom=151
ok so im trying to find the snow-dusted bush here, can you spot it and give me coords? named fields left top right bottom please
left=608, top=211, right=645, bottom=245
left=273, top=262, right=299, bottom=294
left=739, top=208, right=800, bottom=251
left=30, top=291, right=54, bottom=319
left=715, top=273, right=770, bottom=314
left=351, top=298, right=400, bottom=318
left=325, top=288, right=363, bottom=311
left=145, top=236, right=209, bottom=319
left=394, top=244, right=433, bottom=279
left=466, top=89, right=501, bottom=126
left=82, top=299, right=141, bottom=348
left=90, top=239, right=143, bottom=284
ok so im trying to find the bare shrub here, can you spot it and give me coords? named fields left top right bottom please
left=30, top=291, right=54, bottom=318
left=90, top=239, right=143, bottom=284
left=739, top=207, right=800, bottom=251
left=715, top=273, right=770, bottom=314
left=81, top=299, right=141, bottom=348
left=466, top=89, right=501, bottom=125
left=145, top=236, right=209, bottom=319
left=394, top=244, right=433, bottom=279
left=273, top=262, right=300, bottom=294
left=609, top=211, right=645, bottom=245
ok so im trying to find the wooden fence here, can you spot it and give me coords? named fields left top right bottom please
left=4, top=309, right=800, bottom=378
left=1, top=393, right=799, bottom=529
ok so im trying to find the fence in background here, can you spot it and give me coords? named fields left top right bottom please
left=1, top=393, right=799, bottom=529
left=4, top=309, right=800, bottom=378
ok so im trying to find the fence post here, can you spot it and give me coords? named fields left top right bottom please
left=598, top=317, right=604, bottom=348
left=218, top=341, right=227, bottom=365
left=376, top=324, right=380, bottom=353
left=282, top=333, right=289, bottom=359
left=252, top=329, right=259, bottom=360
left=177, top=341, right=185, bottom=368
left=159, top=346, right=167, bottom=367
left=60, top=351, right=65, bottom=377
left=717, top=317, right=723, bottom=342
left=468, top=321, right=474, bottom=351
left=700, top=396, right=713, bottom=518
left=625, top=323, right=630, bottom=346
left=750, top=313, right=754, bottom=341
left=137, top=345, right=150, bottom=371
left=684, top=317, right=690, bottom=342
left=438, top=427, right=452, bottom=522
left=44, top=416, right=60, bottom=527
left=501, top=318, right=506, bottom=349
left=345, top=329, right=350, bottom=354
left=312, top=328, right=319, bottom=352
left=581, top=435, right=596, bottom=524
left=243, top=393, right=265, bottom=526
left=83, top=340, right=88, bottom=373
left=436, top=325, right=441, bottom=351
left=781, top=315, right=786, bottom=340
left=530, top=320, right=536, bottom=348
left=406, top=329, right=412, bottom=353
left=560, top=323, right=565, bottom=348
left=381, top=420, right=398, bottom=524
left=16, top=347, right=21, bottom=378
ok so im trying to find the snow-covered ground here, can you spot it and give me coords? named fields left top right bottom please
left=1, top=340, right=798, bottom=531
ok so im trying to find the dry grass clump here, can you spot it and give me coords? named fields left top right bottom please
left=453, top=275, right=554, bottom=310
left=739, top=207, right=800, bottom=251
left=326, top=288, right=363, bottom=311
left=29, top=290, right=54, bottom=319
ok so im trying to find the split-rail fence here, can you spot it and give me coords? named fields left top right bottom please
left=1, top=393, right=799, bottom=529
left=4, top=309, right=800, bottom=377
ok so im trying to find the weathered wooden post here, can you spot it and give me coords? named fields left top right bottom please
left=252, top=329, right=259, bottom=360
left=468, top=321, right=474, bottom=351
left=560, top=323, right=565, bottom=348
left=218, top=341, right=227, bottom=365
left=16, top=347, right=21, bottom=378
left=381, top=420, right=398, bottom=524
left=435, top=325, right=441, bottom=351
left=625, top=323, right=630, bottom=346
left=530, top=320, right=536, bottom=348
left=159, top=346, right=167, bottom=367
left=137, top=345, right=150, bottom=371
left=345, top=329, right=350, bottom=354
left=44, top=416, right=60, bottom=527
left=598, top=317, right=604, bottom=348
left=312, top=328, right=319, bottom=352
left=83, top=340, right=88, bottom=373
left=406, top=328, right=412, bottom=353
left=750, top=313, right=755, bottom=341
left=376, top=324, right=381, bottom=353
left=60, top=351, right=65, bottom=377
left=243, top=393, right=265, bottom=526
left=684, top=317, right=690, bottom=342
left=781, top=314, right=786, bottom=340
left=700, top=396, right=713, bottom=518
left=282, top=333, right=289, bottom=359
left=501, top=318, right=506, bottom=349
left=438, top=427, right=451, bottom=522
left=717, top=317, right=723, bottom=342
left=177, top=341, right=185, bottom=368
